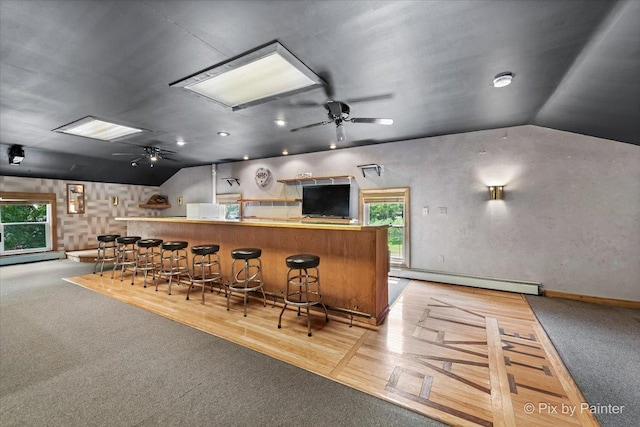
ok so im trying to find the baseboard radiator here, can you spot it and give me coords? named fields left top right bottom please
left=390, top=268, right=541, bottom=295
left=0, top=251, right=66, bottom=266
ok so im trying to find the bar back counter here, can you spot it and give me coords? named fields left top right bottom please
left=117, top=217, right=389, bottom=325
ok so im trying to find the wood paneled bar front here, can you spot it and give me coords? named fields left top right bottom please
left=116, top=217, right=390, bottom=325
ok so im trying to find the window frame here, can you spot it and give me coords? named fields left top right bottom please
left=216, top=193, right=243, bottom=220
left=359, top=188, right=410, bottom=268
left=0, top=192, right=57, bottom=255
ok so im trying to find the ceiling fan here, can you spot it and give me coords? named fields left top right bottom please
left=111, top=146, right=175, bottom=167
left=289, top=100, right=393, bottom=141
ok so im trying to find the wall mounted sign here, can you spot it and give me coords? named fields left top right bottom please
left=255, top=167, right=272, bottom=187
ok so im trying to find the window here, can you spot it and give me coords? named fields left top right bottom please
left=0, top=192, right=57, bottom=255
left=359, top=188, right=410, bottom=268
left=216, top=193, right=242, bottom=220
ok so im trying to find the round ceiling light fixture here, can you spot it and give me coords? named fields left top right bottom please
left=282, top=149, right=289, bottom=155
left=493, top=72, right=513, bottom=88
left=176, top=140, right=186, bottom=146
left=243, top=155, right=249, bottom=160
left=329, top=143, right=337, bottom=149
left=274, top=119, right=286, bottom=126
left=217, top=131, right=230, bottom=137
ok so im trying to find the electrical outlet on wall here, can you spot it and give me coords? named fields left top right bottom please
left=438, top=207, right=447, bottom=215
left=422, top=207, right=429, bottom=216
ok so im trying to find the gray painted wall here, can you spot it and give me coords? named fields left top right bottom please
left=160, top=165, right=214, bottom=217
left=160, top=125, right=640, bottom=301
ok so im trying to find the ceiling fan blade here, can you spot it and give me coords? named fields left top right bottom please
left=287, top=100, right=324, bottom=108
left=343, top=94, right=393, bottom=104
left=336, top=124, right=346, bottom=142
left=111, top=152, right=137, bottom=156
left=318, top=71, right=335, bottom=100
left=350, top=117, right=394, bottom=125
left=289, top=121, right=331, bottom=132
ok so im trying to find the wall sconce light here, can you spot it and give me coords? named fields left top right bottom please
left=111, top=196, right=119, bottom=206
left=488, top=186, right=504, bottom=200
left=177, top=196, right=183, bottom=206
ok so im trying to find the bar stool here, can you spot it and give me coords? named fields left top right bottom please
left=188, top=244, right=224, bottom=303
left=278, top=254, right=328, bottom=337
left=93, top=234, right=120, bottom=276
left=157, top=241, right=190, bottom=295
left=111, top=236, right=141, bottom=280
left=131, top=238, right=163, bottom=288
left=228, top=248, right=266, bottom=316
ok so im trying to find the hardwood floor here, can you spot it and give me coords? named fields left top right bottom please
left=66, top=273, right=598, bottom=426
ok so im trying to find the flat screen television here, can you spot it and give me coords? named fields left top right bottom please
left=302, top=184, right=350, bottom=218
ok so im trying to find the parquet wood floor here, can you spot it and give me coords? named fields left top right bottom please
left=66, top=273, right=598, bottom=426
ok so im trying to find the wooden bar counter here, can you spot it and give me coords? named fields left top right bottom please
left=117, top=217, right=389, bottom=325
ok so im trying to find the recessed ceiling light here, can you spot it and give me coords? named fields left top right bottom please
left=493, top=72, right=513, bottom=88
left=282, top=149, right=289, bottom=155
left=243, top=155, right=249, bottom=160
left=329, top=143, right=337, bottom=149
left=176, top=140, right=186, bottom=146
left=170, top=41, right=323, bottom=111
left=274, top=119, right=286, bottom=126
left=53, top=116, right=145, bottom=141
left=217, top=131, right=230, bottom=137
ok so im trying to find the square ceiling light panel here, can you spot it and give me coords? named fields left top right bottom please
left=53, top=116, right=146, bottom=141
left=170, top=41, right=324, bottom=111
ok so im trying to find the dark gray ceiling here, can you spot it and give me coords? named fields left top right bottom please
left=1, top=0, right=638, bottom=186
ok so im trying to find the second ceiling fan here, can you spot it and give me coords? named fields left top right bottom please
left=112, top=146, right=175, bottom=167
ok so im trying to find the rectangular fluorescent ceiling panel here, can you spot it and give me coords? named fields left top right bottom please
left=54, top=116, right=145, bottom=141
left=170, top=41, right=323, bottom=111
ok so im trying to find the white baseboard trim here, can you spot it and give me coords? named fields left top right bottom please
left=0, top=251, right=66, bottom=266
left=390, top=268, right=541, bottom=295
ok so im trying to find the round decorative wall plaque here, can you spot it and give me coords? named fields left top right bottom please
left=255, top=167, right=273, bottom=187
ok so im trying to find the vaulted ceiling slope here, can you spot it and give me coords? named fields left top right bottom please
left=0, top=0, right=638, bottom=186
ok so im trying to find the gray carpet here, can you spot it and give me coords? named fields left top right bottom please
left=0, top=260, right=444, bottom=427
left=526, top=295, right=640, bottom=427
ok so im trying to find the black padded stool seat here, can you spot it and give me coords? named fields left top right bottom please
left=131, top=239, right=163, bottom=288
left=231, top=248, right=262, bottom=260
left=116, top=236, right=141, bottom=245
left=161, top=241, right=188, bottom=251
left=111, top=236, right=141, bottom=280
left=137, top=238, right=163, bottom=248
left=188, top=244, right=223, bottom=303
left=157, top=241, right=190, bottom=295
left=286, top=254, right=320, bottom=270
left=93, top=234, right=121, bottom=276
left=191, top=244, right=220, bottom=256
left=228, top=247, right=266, bottom=316
left=278, top=253, right=328, bottom=336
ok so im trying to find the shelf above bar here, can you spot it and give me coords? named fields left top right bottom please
left=277, top=175, right=353, bottom=184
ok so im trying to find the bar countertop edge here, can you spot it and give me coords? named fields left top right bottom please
left=115, top=217, right=387, bottom=231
